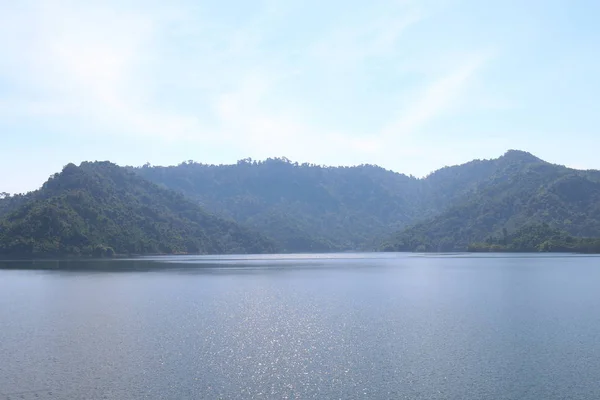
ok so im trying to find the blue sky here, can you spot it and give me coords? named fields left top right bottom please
left=1, top=0, right=599, bottom=193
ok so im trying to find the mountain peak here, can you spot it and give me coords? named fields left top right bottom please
left=500, top=149, right=542, bottom=163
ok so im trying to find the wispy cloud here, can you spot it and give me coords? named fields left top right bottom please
left=309, top=11, right=424, bottom=70
left=3, top=0, right=598, bottom=193
left=382, top=52, right=490, bottom=140
left=0, top=1, right=152, bottom=125
left=0, top=0, right=495, bottom=178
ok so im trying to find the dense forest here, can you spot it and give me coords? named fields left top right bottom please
left=0, top=192, right=29, bottom=218
left=2, top=150, right=600, bottom=256
left=0, top=162, right=277, bottom=257
left=132, top=154, right=520, bottom=252
left=135, top=151, right=600, bottom=253
left=468, top=224, right=600, bottom=253
left=383, top=152, right=600, bottom=252
left=133, top=158, right=425, bottom=252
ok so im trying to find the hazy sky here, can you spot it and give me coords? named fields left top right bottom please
left=1, top=0, right=599, bottom=193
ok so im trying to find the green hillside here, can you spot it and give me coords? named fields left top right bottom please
left=0, top=162, right=278, bottom=257
left=383, top=151, right=600, bottom=252
left=2, top=150, right=598, bottom=256
left=135, top=151, right=600, bottom=252
left=134, top=158, right=426, bottom=252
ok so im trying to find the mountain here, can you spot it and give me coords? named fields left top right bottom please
left=3, top=150, right=597, bottom=256
left=134, top=151, right=600, bottom=253
left=0, top=162, right=278, bottom=257
left=383, top=151, right=600, bottom=251
left=133, top=158, right=427, bottom=252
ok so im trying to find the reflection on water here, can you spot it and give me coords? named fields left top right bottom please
left=1, top=253, right=599, bottom=399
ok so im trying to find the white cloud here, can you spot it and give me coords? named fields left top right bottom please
left=0, top=0, right=492, bottom=176
left=382, top=52, right=489, bottom=140
left=309, top=12, right=423, bottom=70
left=0, top=1, right=206, bottom=139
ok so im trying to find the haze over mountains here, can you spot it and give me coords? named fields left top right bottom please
left=135, top=150, right=600, bottom=252
left=1, top=150, right=599, bottom=256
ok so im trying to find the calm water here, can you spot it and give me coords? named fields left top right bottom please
left=1, top=253, right=599, bottom=399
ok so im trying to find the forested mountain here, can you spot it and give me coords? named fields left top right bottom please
left=2, top=150, right=598, bottom=256
left=134, top=158, right=426, bottom=252
left=383, top=151, right=600, bottom=251
left=135, top=150, right=600, bottom=253
left=0, top=162, right=277, bottom=257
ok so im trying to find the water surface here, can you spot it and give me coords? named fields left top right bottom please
left=1, top=253, right=599, bottom=399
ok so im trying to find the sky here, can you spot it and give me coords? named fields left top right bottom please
left=1, top=0, right=599, bottom=193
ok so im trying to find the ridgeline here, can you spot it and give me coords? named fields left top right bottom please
left=2, top=150, right=600, bottom=257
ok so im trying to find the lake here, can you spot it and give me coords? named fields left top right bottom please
left=1, top=253, right=599, bottom=399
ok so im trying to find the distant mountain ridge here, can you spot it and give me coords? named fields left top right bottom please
left=133, top=158, right=425, bottom=252
left=0, top=162, right=277, bottom=257
left=2, top=150, right=599, bottom=256
left=383, top=151, right=600, bottom=251
left=134, top=150, right=600, bottom=252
